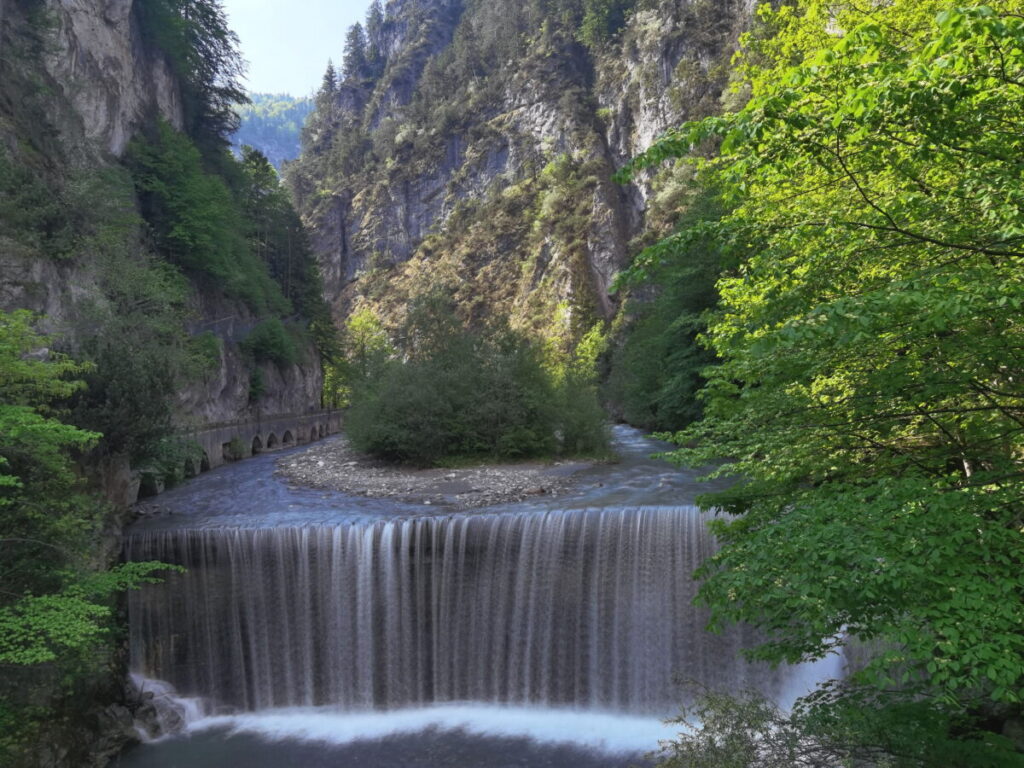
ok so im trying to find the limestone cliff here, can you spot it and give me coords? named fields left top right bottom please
left=1, top=2, right=327, bottom=765
left=290, top=0, right=753, bottom=345
left=0, top=0, right=324, bottom=490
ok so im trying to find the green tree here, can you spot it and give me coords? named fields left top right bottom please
left=365, top=1, right=386, bottom=77
left=344, top=295, right=608, bottom=465
left=578, top=0, right=634, bottom=49
left=343, top=22, right=369, bottom=81
left=0, top=311, right=172, bottom=758
left=607, top=184, right=731, bottom=430
left=620, top=0, right=1024, bottom=757
left=127, top=120, right=289, bottom=314
left=320, top=61, right=337, bottom=100
left=236, top=146, right=336, bottom=359
left=136, top=0, right=247, bottom=155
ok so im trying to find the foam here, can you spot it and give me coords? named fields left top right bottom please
left=190, top=703, right=681, bottom=754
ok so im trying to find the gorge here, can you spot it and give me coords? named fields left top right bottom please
left=3, top=0, right=1023, bottom=765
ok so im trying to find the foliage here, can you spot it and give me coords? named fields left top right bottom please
left=620, top=0, right=1024, bottom=751
left=654, top=685, right=1022, bottom=768
left=0, top=149, right=74, bottom=258
left=248, top=367, right=265, bottom=402
left=127, top=120, right=289, bottom=314
left=0, top=310, right=97, bottom=525
left=578, top=0, right=635, bottom=49
left=242, top=317, right=300, bottom=367
left=607, top=183, right=730, bottom=430
left=130, top=127, right=335, bottom=359
left=236, top=146, right=336, bottom=359
left=324, top=308, right=394, bottom=408
left=344, top=296, right=609, bottom=466
left=64, top=165, right=213, bottom=463
left=188, top=331, right=223, bottom=376
left=136, top=0, right=247, bottom=155
left=0, top=563, right=180, bottom=666
left=343, top=23, right=369, bottom=81
left=0, top=311, right=175, bottom=759
left=232, top=93, right=313, bottom=170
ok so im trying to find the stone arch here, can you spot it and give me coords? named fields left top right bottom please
left=282, top=430, right=294, bottom=447
left=138, top=471, right=162, bottom=499
left=267, top=433, right=279, bottom=449
left=311, top=426, right=318, bottom=443
left=252, top=435, right=264, bottom=455
left=200, top=451, right=211, bottom=472
left=319, top=424, right=326, bottom=438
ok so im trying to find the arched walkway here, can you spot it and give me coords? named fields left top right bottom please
left=252, top=436, right=264, bottom=455
left=282, top=430, right=294, bottom=447
left=267, top=433, right=279, bottom=450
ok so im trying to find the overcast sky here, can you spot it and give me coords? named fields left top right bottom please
left=223, top=0, right=373, bottom=96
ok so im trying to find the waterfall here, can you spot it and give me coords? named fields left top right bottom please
left=126, top=506, right=812, bottom=716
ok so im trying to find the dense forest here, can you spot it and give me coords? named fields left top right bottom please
left=232, top=93, right=313, bottom=170
left=1, top=0, right=1022, bottom=765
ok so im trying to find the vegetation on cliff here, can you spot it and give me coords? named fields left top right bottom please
left=287, top=0, right=740, bottom=360
left=0, top=0, right=330, bottom=761
left=624, top=1, right=1024, bottom=762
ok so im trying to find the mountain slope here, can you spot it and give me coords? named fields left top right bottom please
left=289, top=0, right=753, bottom=347
left=233, top=93, right=313, bottom=169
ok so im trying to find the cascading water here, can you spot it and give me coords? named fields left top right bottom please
left=126, top=505, right=816, bottom=717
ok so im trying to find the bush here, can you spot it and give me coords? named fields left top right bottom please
left=242, top=318, right=299, bottom=367
left=654, top=685, right=1022, bottom=768
left=126, top=120, right=290, bottom=315
left=345, top=298, right=609, bottom=466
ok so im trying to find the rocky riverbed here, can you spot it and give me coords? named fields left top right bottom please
left=275, top=436, right=595, bottom=511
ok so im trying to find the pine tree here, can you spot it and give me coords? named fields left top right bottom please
left=366, top=0, right=384, bottom=45
left=342, top=23, right=368, bottom=81
left=321, top=60, right=337, bottom=94
left=365, top=1, right=386, bottom=77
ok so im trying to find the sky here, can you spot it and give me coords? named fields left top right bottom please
left=222, top=0, right=373, bottom=96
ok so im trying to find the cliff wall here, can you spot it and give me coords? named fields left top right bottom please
left=0, top=0, right=324, bottom=468
left=291, top=0, right=754, bottom=344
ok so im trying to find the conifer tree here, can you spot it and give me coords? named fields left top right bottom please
left=320, top=59, right=337, bottom=96
left=342, top=23, right=368, bottom=81
left=366, top=0, right=384, bottom=46
left=365, top=1, right=386, bottom=77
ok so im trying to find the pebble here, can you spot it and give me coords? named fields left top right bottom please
left=273, top=436, right=590, bottom=512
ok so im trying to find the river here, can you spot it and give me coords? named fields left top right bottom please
left=112, top=426, right=840, bottom=767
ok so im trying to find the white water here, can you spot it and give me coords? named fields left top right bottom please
left=122, top=429, right=843, bottom=760
left=187, top=704, right=679, bottom=754
left=130, top=674, right=206, bottom=741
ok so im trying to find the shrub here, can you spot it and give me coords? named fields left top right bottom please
left=345, top=298, right=608, bottom=466
left=242, top=318, right=299, bottom=367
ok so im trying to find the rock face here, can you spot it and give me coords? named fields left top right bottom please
left=0, top=3, right=326, bottom=766
left=291, top=0, right=754, bottom=343
left=47, top=0, right=183, bottom=155
left=0, top=0, right=323, bottom=436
